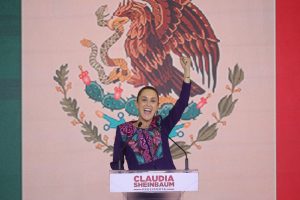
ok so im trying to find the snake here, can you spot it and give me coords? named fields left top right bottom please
left=81, top=5, right=130, bottom=85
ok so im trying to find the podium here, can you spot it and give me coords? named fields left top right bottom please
left=110, top=170, right=199, bottom=200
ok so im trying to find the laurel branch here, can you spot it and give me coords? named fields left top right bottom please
left=54, top=64, right=113, bottom=155
left=170, top=64, right=244, bottom=159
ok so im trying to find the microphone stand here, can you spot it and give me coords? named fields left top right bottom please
left=168, top=137, right=189, bottom=170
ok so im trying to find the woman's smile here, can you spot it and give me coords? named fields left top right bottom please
left=136, top=88, right=159, bottom=126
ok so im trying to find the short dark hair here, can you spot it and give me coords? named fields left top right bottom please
left=137, top=86, right=159, bottom=102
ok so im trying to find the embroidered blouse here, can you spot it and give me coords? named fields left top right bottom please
left=110, top=82, right=191, bottom=170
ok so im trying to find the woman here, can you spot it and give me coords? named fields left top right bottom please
left=110, top=57, right=192, bottom=170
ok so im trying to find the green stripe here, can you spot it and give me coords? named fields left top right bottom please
left=0, top=79, right=21, bottom=100
left=0, top=0, right=21, bottom=200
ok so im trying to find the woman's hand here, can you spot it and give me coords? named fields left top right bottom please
left=180, top=57, right=191, bottom=83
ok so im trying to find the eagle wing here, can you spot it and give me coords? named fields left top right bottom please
left=125, top=11, right=205, bottom=96
left=143, top=0, right=220, bottom=91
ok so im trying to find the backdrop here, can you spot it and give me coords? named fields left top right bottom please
left=22, top=0, right=275, bottom=199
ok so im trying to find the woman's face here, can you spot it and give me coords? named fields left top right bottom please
left=136, top=88, right=159, bottom=123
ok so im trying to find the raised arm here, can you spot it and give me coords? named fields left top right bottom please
left=161, top=57, right=192, bottom=134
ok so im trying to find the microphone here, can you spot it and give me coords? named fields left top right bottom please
left=137, top=121, right=142, bottom=128
left=117, top=121, right=143, bottom=170
left=168, top=136, right=189, bottom=170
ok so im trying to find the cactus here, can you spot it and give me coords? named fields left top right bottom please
left=181, top=102, right=202, bottom=120
left=85, top=81, right=104, bottom=102
left=125, top=96, right=139, bottom=116
left=102, top=93, right=126, bottom=111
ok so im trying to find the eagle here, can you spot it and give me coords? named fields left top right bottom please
left=107, top=0, right=220, bottom=97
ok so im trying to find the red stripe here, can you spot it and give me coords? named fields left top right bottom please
left=277, top=0, right=300, bottom=199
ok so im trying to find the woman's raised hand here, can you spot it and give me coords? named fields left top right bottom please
left=180, top=57, right=191, bottom=83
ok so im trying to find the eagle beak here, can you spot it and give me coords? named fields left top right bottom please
left=107, top=16, right=129, bottom=31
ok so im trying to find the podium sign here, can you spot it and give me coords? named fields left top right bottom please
left=110, top=170, right=198, bottom=193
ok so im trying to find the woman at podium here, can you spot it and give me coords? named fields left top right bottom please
left=110, top=57, right=192, bottom=170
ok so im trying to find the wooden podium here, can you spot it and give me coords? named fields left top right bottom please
left=110, top=170, right=199, bottom=200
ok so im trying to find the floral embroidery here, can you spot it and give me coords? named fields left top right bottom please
left=119, top=123, right=135, bottom=138
left=119, top=117, right=163, bottom=165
